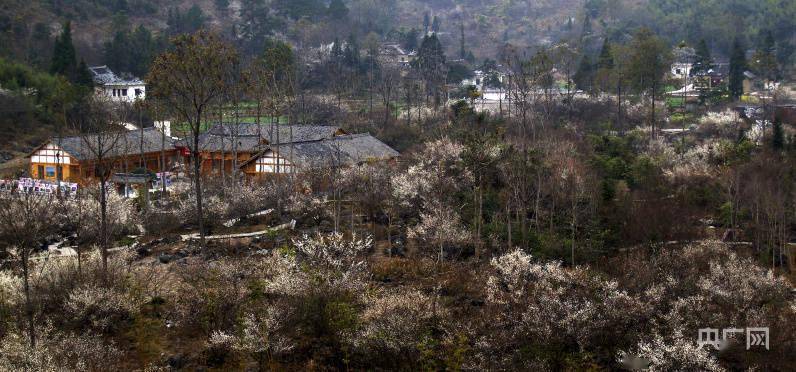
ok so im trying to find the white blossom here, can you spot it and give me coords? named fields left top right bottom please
left=619, top=331, right=724, bottom=372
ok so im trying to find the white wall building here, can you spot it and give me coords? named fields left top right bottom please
left=671, top=62, right=693, bottom=80
left=89, top=65, right=146, bottom=102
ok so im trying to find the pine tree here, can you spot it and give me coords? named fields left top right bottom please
left=729, top=38, right=746, bottom=99
left=104, top=30, right=131, bottom=74
left=413, top=33, right=446, bottom=105
left=75, top=59, right=94, bottom=88
left=184, top=5, right=206, bottom=33
left=574, top=54, right=594, bottom=91
left=581, top=13, right=592, bottom=38
left=403, top=28, right=419, bottom=51
left=50, top=21, right=77, bottom=77
left=423, top=12, right=430, bottom=33
left=129, top=25, right=155, bottom=76
left=597, top=39, right=613, bottom=69
left=772, top=117, right=784, bottom=150
left=459, top=22, right=466, bottom=60
left=214, top=0, right=230, bottom=13
left=344, top=33, right=360, bottom=69
left=239, top=0, right=275, bottom=56
left=331, top=37, right=343, bottom=62
left=752, top=30, right=778, bottom=81
left=327, top=0, right=348, bottom=20
left=692, top=39, right=712, bottom=75
left=114, top=0, right=129, bottom=14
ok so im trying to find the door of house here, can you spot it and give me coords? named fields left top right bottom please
left=37, top=165, right=44, bottom=179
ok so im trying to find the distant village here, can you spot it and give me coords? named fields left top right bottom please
left=17, top=38, right=795, bottom=198
left=21, top=64, right=400, bottom=197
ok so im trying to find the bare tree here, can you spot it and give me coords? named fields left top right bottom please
left=0, top=192, right=57, bottom=347
left=377, top=64, right=400, bottom=127
left=148, top=30, right=239, bottom=251
left=72, top=96, right=126, bottom=275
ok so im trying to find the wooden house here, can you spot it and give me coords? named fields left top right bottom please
left=28, top=127, right=177, bottom=184
left=183, top=124, right=349, bottom=175
left=241, top=133, right=401, bottom=176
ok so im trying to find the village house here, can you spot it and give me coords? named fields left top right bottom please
left=242, top=133, right=401, bottom=175
left=670, top=45, right=696, bottom=80
left=28, top=126, right=177, bottom=185
left=180, top=124, right=346, bottom=175
left=183, top=123, right=399, bottom=176
left=89, top=65, right=146, bottom=102
left=379, top=43, right=416, bottom=69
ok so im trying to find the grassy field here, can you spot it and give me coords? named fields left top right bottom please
left=171, top=116, right=289, bottom=134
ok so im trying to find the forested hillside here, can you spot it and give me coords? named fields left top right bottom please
left=2, top=0, right=794, bottom=72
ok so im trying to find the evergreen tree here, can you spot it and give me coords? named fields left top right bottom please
left=75, top=59, right=94, bottom=88
left=626, top=28, right=671, bottom=135
left=331, top=37, right=343, bottom=63
left=465, top=50, right=475, bottom=64
left=431, top=16, right=441, bottom=33
left=238, top=0, right=276, bottom=56
left=262, top=38, right=295, bottom=83
left=752, top=30, right=778, bottom=81
left=327, top=0, right=348, bottom=20
left=729, top=38, right=746, bottom=99
left=423, top=12, right=430, bottom=33
left=413, top=33, right=446, bottom=105
left=691, top=39, right=712, bottom=75
left=184, top=5, right=206, bottom=33
left=50, top=21, right=77, bottom=77
left=403, top=28, right=419, bottom=52
left=581, top=13, right=592, bottom=38
left=597, top=38, right=613, bottom=69
left=459, top=22, right=466, bottom=60
left=274, top=0, right=325, bottom=20
left=573, top=54, right=594, bottom=91
left=344, top=34, right=360, bottom=69
left=104, top=30, right=131, bottom=74
left=129, top=25, right=155, bottom=76
left=114, top=0, right=129, bottom=14
left=772, top=117, right=784, bottom=150
left=214, top=0, right=230, bottom=13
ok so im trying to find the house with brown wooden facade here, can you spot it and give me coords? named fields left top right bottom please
left=185, top=123, right=399, bottom=176
left=28, top=127, right=177, bottom=185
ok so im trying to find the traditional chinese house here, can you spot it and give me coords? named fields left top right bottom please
left=241, top=133, right=400, bottom=175
left=185, top=123, right=399, bottom=176
left=28, top=127, right=177, bottom=184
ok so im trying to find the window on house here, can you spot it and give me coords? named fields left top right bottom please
left=134, top=88, right=142, bottom=96
left=45, top=166, right=56, bottom=178
left=121, top=89, right=128, bottom=96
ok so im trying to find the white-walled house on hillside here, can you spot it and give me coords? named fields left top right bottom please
left=89, top=65, right=146, bottom=102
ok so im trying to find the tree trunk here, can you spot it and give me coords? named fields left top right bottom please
left=387, top=212, right=392, bottom=257
left=192, top=128, right=207, bottom=250
left=22, top=252, right=35, bottom=347
left=507, top=202, right=512, bottom=250
left=100, top=177, right=109, bottom=277
left=571, top=192, right=577, bottom=266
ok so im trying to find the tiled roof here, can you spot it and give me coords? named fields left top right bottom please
left=273, top=134, right=400, bottom=167
left=52, top=127, right=173, bottom=161
left=88, top=65, right=144, bottom=86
